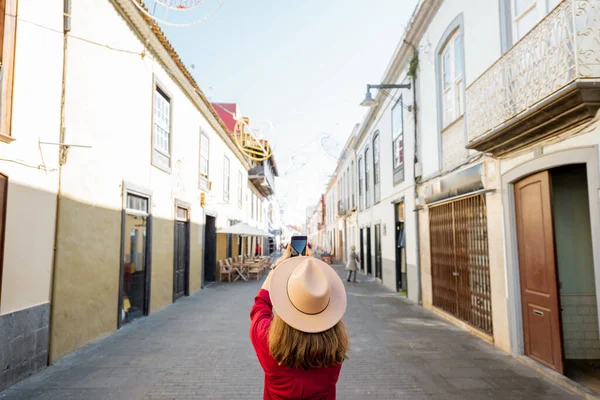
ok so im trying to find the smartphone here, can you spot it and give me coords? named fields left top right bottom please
left=290, top=236, right=308, bottom=257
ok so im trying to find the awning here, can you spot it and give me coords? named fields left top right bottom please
left=424, top=163, right=484, bottom=205
left=217, top=222, right=274, bottom=237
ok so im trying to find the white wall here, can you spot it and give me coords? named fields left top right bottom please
left=417, top=0, right=502, bottom=177
left=63, top=0, right=247, bottom=229
left=0, top=0, right=63, bottom=314
left=353, top=67, right=420, bottom=296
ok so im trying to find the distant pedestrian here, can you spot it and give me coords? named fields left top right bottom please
left=255, top=243, right=262, bottom=256
left=346, top=245, right=359, bottom=283
left=250, top=244, right=348, bottom=399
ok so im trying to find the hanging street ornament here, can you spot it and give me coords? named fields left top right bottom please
left=130, top=0, right=225, bottom=28
left=232, top=118, right=273, bottom=162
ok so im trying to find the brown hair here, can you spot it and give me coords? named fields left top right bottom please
left=268, top=315, right=348, bottom=370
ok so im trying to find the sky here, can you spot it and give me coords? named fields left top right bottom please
left=149, top=0, right=418, bottom=225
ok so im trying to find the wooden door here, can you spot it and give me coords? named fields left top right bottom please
left=203, top=216, right=217, bottom=284
left=514, top=171, right=563, bottom=373
left=338, top=230, right=344, bottom=262
left=366, top=227, right=372, bottom=275
left=359, top=229, right=365, bottom=272
left=173, top=220, right=188, bottom=301
left=396, top=221, right=404, bottom=291
left=375, top=224, right=382, bottom=280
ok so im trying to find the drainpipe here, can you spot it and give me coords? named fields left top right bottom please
left=411, top=50, right=422, bottom=305
left=48, top=0, right=71, bottom=365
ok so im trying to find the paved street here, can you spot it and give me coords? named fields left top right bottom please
left=0, top=264, right=583, bottom=400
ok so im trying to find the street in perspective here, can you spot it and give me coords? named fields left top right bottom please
left=0, top=0, right=599, bottom=398
left=0, top=265, right=586, bottom=399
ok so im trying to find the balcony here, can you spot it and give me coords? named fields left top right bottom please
left=248, top=161, right=275, bottom=197
left=466, top=0, right=600, bottom=155
left=337, top=201, right=347, bottom=217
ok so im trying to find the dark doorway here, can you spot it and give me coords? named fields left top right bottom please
left=268, top=237, right=274, bottom=254
left=119, top=193, right=151, bottom=327
left=173, top=206, right=190, bottom=302
left=366, top=226, right=372, bottom=276
left=203, top=215, right=217, bottom=284
left=227, top=234, right=232, bottom=258
left=0, top=174, right=7, bottom=292
left=551, top=165, right=598, bottom=393
left=395, top=203, right=406, bottom=292
left=374, top=224, right=382, bottom=280
left=359, top=228, right=365, bottom=272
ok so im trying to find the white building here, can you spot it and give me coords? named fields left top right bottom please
left=43, top=0, right=261, bottom=368
left=314, top=0, right=600, bottom=392
left=0, top=0, right=63, bottom=388
left=324, top=174, right=338, bottom=256
left=353, top=19, right=422, bottom=300
left=413, top=0, right=600, bottom=391
left=331, top=124, right=359, bottom=264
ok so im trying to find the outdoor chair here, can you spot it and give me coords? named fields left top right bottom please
left=248, top=263, right=263, bottom=280
left=217, top=260, right=232, bottom=282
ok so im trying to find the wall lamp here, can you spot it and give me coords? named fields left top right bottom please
left=360, top=83, right=412, bottom=107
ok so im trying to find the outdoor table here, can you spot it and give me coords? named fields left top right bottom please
left=232, top=262, right=248, bottom=281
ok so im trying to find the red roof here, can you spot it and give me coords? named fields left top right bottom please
left=212, top=103, right=238, bottom=133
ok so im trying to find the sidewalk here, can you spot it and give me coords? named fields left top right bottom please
left=0, top=263, right=583, bottom=399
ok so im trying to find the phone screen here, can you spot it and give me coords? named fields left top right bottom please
left=290, top=236, right=307, bottom=257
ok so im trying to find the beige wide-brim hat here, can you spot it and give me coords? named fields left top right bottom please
left=269, top=256, right=347, bottom=333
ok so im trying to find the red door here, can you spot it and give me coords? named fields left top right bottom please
left=514, top=171, right=563, bottom=373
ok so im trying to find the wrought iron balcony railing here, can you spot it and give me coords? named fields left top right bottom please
left=466, top=0, right=600, bottom=155
left=337, top=201, right=347, bottom=217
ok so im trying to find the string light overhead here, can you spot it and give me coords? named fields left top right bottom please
left=154, top=0, right=207, bottom=10
left=129, top=0, right=225, bottom=27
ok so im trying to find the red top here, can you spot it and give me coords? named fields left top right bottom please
left=250, top=289, right=342, bottom=400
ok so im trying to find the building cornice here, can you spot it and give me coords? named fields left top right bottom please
left=111, top=0, right=252, bottom=171
left=354, top=0, right=441, bottom=148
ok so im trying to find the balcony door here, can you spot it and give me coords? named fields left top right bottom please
left=511, top=0, right=562, bottom=41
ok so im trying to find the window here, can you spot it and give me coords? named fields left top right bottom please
left=176, top=206, right=188, bottom=221
left=373, top=133, right=381, bottom=203
left=126, top=193, right=149, bottom=213
left=0, top=0, right=18, bottom=143
left=346, top=168, right=350, bottom=209
left=512, top=0, right=560, bottom=41
left=223, top=156, right=230, bottom=202
left=392, top=95, right=405, bottom=170
left=152, top=85, right=172, bottom=171
left=358, top=157, right=364, bottom=210
left=254, top=193, right=258, bottom=220
left=392, top=95, right=405, bottom=185
left=238, top=171, right=243, bottom=208
left=251, top=190, right=254, bottom=219
left=440, top=31, right=464, bottom=128
left=351, top=161, right=355, bottom=209
left=364, top=147, right=371, bottom=208
left=338, top=180, right=342, bottom=211
left=199, top=132, right=209, bottom=189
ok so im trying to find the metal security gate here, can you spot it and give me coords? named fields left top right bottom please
left=429, top=194, right=493, bottom=335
